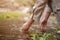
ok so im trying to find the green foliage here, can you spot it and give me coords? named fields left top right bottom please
left=41, top=33, right=53, bottom=40
left=56, top=35, right=60, bottom=40
left=31, top=33, right=56, bottom=40
left=31, top=33, right=40, bottom=40
left=0, top=11, right=29, bottom=20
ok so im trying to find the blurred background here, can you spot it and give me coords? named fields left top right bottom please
left=0, top=0, right=60, bottom=40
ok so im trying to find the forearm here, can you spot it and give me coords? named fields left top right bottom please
left=39, top=4, right=51, bottom=32
left=40, top=4, right=51, bottom=22
left=43, top=10, right=51, bottom=21
left=26, top=18, right=34, bottom=26
left=40, top=12, right=51, bottom=25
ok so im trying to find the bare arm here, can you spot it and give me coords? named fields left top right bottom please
left=39, top=4, right=51, bottom=32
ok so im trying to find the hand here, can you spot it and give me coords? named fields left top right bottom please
left=39, top=19, right=47, bottom=32
left=20, top=18, right=34, bottom=33
left=21, top=23, right=29, bottom=31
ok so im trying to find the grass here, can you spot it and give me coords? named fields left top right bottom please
left=30, top=26, right=60, bottom=40
left=30, top=33, right=58, bottom=40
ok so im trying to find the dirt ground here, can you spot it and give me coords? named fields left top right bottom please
left=0, top=16, right=59, bottom=40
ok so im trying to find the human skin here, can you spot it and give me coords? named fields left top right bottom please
left=20, top=11, right=51, bottom=32
left=39, top=10, right=51, bottom=32
left=20, top=0, right=51, bottom=32
left=20, top=18, right=34, bottom=32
